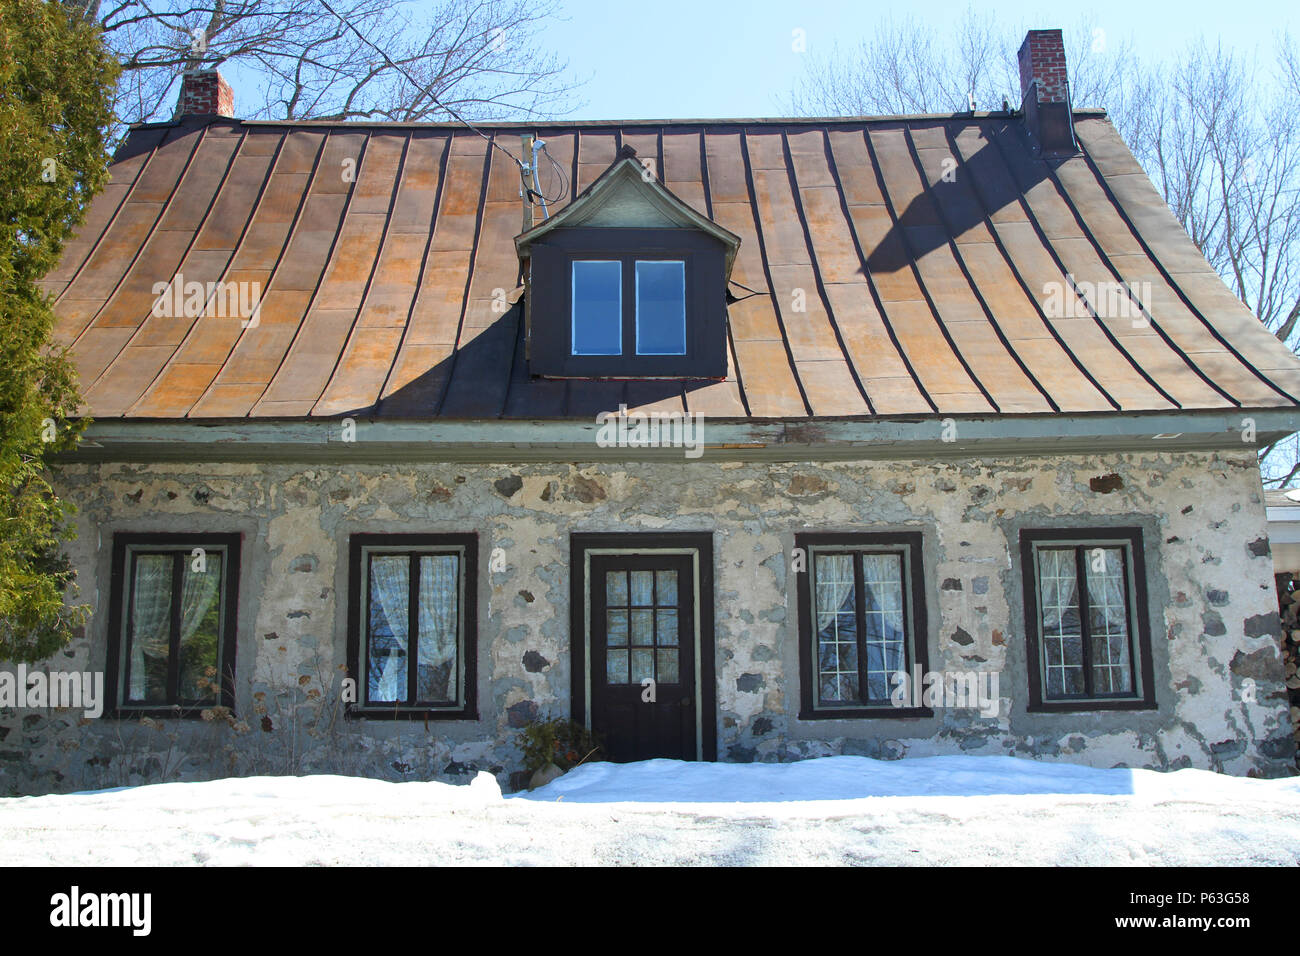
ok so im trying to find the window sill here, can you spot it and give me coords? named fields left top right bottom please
left=1026, top=698, right=1156, bottom=713
left=799, top=706, right=935, bottom=720
left=106, top=705, right=231, bottom=720
left=345, top=706, right=479, bottom=722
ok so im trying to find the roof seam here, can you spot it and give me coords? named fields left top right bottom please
left=1037, top=145, right=1240, bottom=408
left=376, top=132, right=453, bottom=413
left=310, top=131, right=413, bottom=416
left=942, top=122, right=1119, bottom=411
left=986, top=122, right=1181, bottom=409
left=781, top=129, right=875, bottom=414
left=54, top=127, right=168, bottom=310
left=739, top=129, right=814, bottom=416
left=862, top=127, right=999, bottom=412
left=822, top=132, right=937, bottom=413
left=69, top=124, right=209, bottom=373
left=1072, top=143, right=1298, bottom=406
left=250, top=129, right=374, bottom=416
left=189, top=128, right=331, bottom=415
left=434, top=133, right=497, bottom=417
left=902, top=125, right=1058, bottom=413
left=696, top=127, right=752, bottom=417
left=124, top=127, right=251, bottom=416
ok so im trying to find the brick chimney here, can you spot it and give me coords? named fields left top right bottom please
left=1017, top=29, right=1077, bottom=156
left=177, top=69, right=234, bottom=118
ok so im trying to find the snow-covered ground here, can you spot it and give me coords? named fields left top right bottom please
left=1, top=755, right=1297, bottom=865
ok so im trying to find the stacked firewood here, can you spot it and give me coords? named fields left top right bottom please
left=1275, top=573, right=1300, bottom=769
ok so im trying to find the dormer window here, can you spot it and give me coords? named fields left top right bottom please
left=571, top=260, right=622, bottom=355
left=635, top=260, right=686, bottom=355
left=571, top=258, right=688, bottom=358
left=517, top=145, right=740, bottom=380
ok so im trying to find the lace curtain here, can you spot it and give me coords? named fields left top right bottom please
left=178, top=556, right=221, bottom=699
left=417, top=555, right=458, bottom=702
left=368, top=556, right=410, bottom=702
left=129, top=555, right=172, bottom=702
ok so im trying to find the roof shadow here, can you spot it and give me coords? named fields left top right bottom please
left=866, top=120, right=1051, bottom=269
left=372, top=300, right=718, bottom=420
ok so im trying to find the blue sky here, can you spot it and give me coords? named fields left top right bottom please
left=533, top=0, right=1298, bottom=120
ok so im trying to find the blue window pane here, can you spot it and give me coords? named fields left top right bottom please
left=636, top=260, right=686, bottom=355
left=572, top=260, right=622, bottom=355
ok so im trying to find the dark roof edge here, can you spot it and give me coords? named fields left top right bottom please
left=124, top=108, right=1110, bottom=133
left=58, top=408, right=1298, bottom=465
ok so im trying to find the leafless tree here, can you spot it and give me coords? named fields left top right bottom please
left=64, top=0, right=578, bottom=128
left=791, top=10, right=1300, bottom=486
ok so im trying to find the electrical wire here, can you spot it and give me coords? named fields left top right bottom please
left=537, top=141, right=569, bottom=205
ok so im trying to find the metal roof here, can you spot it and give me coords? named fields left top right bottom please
left=42, top=113, right=1300, bottom=421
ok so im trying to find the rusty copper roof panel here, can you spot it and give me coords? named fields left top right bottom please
left=48, top=113, right=1300, bottom=421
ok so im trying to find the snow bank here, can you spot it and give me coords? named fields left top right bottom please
left=1, top=756, right=1296, bottom=865
left=514, top=754, right=1300, bottom=805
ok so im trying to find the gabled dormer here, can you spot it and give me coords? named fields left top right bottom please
left=516, top=145, right=740, bottom=379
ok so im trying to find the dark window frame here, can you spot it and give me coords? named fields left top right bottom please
left=795, top=532, right=932, bottom=719
left=105, top=532, right=241, bottom=719
left=1019, top=527, right=1156, bottom=713
left=345, top=533, right=478, bottom=721
left=527, top=227, right=728, bottom=379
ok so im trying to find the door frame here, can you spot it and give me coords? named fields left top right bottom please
left=570, top=532, right=716, bottom=761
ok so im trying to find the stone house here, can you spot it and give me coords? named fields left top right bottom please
left=6, top=29, right=1298, bottom=793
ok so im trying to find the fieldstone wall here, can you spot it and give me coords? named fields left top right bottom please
left=1, top=447, right=1292, bottom=794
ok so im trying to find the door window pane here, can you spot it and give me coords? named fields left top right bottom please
left=635, top=260, right=686, bottom=355
left=630, top=608, right=654, bottom=646
left=655, top=569, right=677, bottom=606
left=572, top=260, right=622, bottom=355
left=656, top=608, right=678, bottom=646
left=607, top=609, right=629, bottom=646
left=630, top=648, right=655, bottom=684
left=657, top=649, right=679, bottom=683
left=629, top=570, right=654, bottom=606
left=605, top=570, right=628, bottom=606
left=607, top=649, right=629, bottom=684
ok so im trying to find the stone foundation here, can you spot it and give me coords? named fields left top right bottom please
left=1, top=448, right=1293, bottom=794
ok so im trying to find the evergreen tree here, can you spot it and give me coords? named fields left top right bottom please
left=0, top=0, right=118, bottom=660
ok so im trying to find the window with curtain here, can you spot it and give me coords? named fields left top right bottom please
left=796, top=534, right=927, bottom=716
left=108, top=534, right=239, bottom=715
left=1020, top=529, right=1154, bottom=711
left=348, top=535, right=477, bottom=718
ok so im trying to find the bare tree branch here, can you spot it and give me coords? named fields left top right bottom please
left=791, top=13, right=1300, bottom=486
left=94, top=0, right=580, bottom=129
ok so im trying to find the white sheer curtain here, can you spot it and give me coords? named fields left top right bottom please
left=368, top=556, right=410, bottom=702
left=129, top=555, right=173, bottom=702
left=1037, top=549, right=1083, bottom=696
left=861, top=554, right=904, bottom=699
left=1086, top=548, right=1132, bottom=692
left=417, top=555, right=459, bottom=702
left=814, top=553, right=856, bottom=702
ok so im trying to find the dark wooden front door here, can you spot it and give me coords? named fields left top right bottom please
left=590, top=554, right=696, bottom=762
